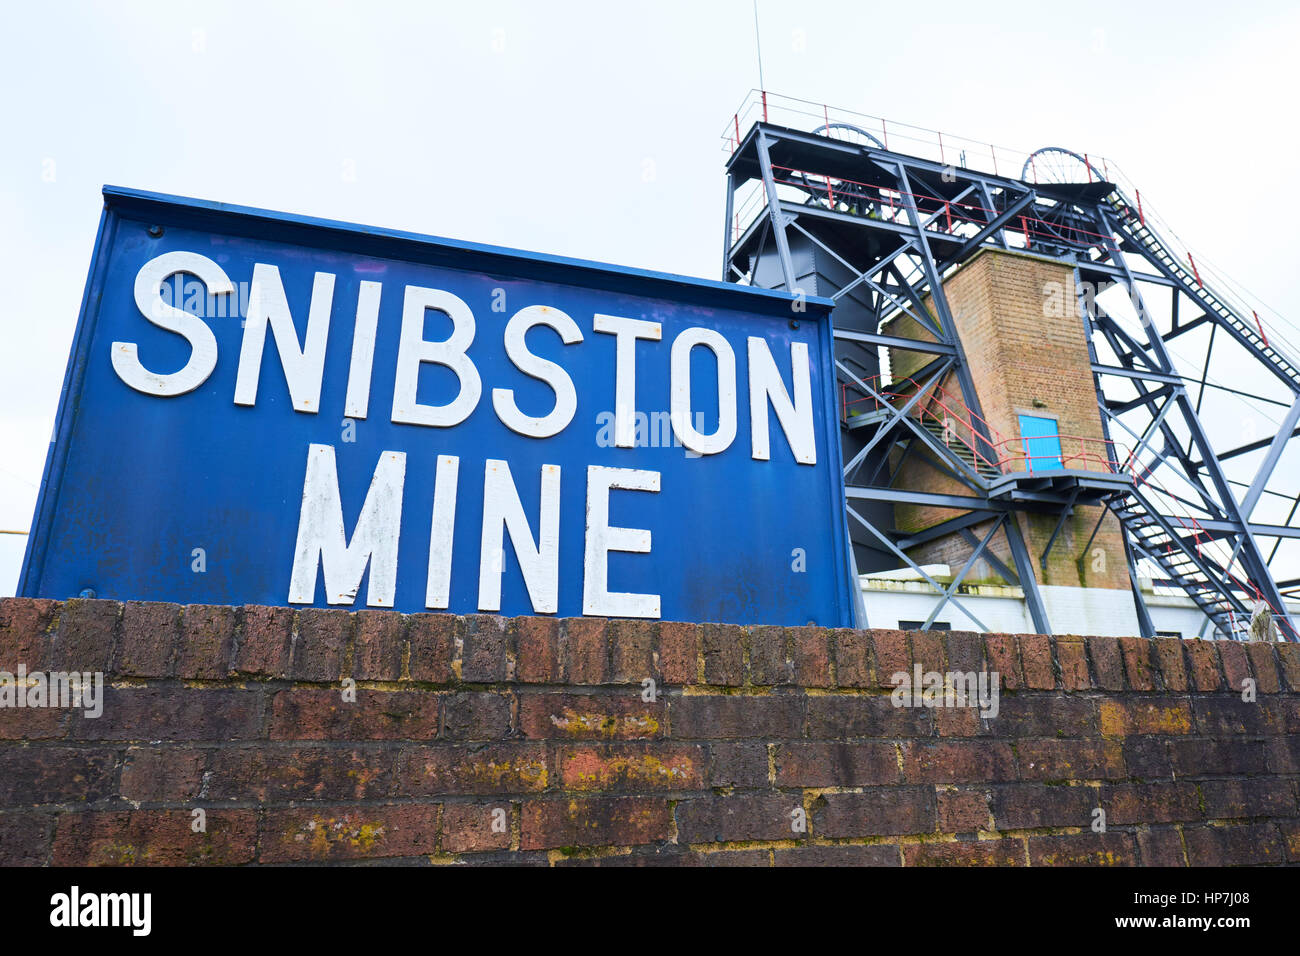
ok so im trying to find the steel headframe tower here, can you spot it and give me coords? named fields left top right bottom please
left=722, top=94, right=1300, bottom=641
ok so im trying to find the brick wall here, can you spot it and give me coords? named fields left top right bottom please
left=2, top=597, right=1299, bottom=866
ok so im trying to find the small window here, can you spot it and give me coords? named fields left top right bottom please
left=1017, top=414, right=1063, bottom=471
left=1155, top=630, right=1183, bottom=638
left=899, top=620, right=952, bottom=631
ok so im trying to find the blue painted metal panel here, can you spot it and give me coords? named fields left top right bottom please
left=1017, top=414, right=1064, bottom=472
left=20, top=187, right=856, bottom=627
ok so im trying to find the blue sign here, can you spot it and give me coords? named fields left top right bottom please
left=21, top=187, right=857, bottom=627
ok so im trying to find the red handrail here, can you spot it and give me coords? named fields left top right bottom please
left=765, top=164, right=1118, bottom=254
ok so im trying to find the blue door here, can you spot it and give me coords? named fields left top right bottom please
left=1017, top=414, right=1063, bottom=471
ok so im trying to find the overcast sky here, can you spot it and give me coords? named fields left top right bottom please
left=2, top=0, right=1298, bottom=595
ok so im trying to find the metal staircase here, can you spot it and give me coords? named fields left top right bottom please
left=1106, top=487, right=1245, bottom=638
left=916, top=418, right=1001, bottom=481
left=1105, top=190, right=1300, bottom=393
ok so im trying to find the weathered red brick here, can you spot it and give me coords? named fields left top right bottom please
left=775, top=741, right=899, bottom=787
left=1153, top=638, right=1188, bottom=691
left=1027, top=832, right=1137, bottom=866
left=1056, top=639, right=1089, bottom=690
left=0, top=811, right=53, bottom=865
left=936, top=788, right=990, bottom=832
left=901, top=741, right=1016, bottom=783
left=442, top=692, right=512, bottom=740
left=1184, top=640, right=1222, bottom=691
left=834, top=629, right=873, bottom=688
left=993, top=784, right=1096, bottom=829
left=442, top=802, right=512, bottom=853
left=1104, top=782, right=1201, bottom=824
left=1099, top=698, right=1193, bottom=736
left=1136, top=827, right=1186, bottom=866
left=910, top=630, right=945, bottom=674
left=209, top=746, right=395, bottom=802
left=518, top=692, right=665, bottom=740
left=982, top=634, right=1022, bottom=690
left=48, top=599, right=118, bottom=672
left=1016, top=739, right=1124, bottom=781
left=700, top=623, right=743, bottom=686
left=512, top=616, right=559, bottom=683
left=609, top=619, right=657, bottom=683
left=1168, top=737, right=1266, bottom=776
left=1199, top=778, right=1297, bottom=819
left=1245, top=641, right=1281, bottom=694
left=774, top=845, right=899, bottom=866
left=262, top=804, right=438, bottom=862
left=292, top=608, right=352, bottom=682
left=407, top=613, right=455, bottom=683
left=1217, top=640, right=1251, bottom=695
left=676, top=792, right=798, bottom=843
left=871, top=630, right=910, bottom=689
left=71, top=687, right=263, bottom=741
left=1183, top=822, right=1284, bottom=866
left=1019, top=633, right=1055, bottom=689
left=1281, top=820, right=1300, bottom=863
left=460, top=614, right=508, bottom=683
left=657, top=621, right=698, bottom=685
left=117, top=601, right=179, bottom=677
left=804, top=694, right=932, bottom=738
left=521, top=796, right=671, bottom=850
left=177, top=604, right=236, bottom=679
left=354, top=610, right=405, bottom=682
left=670, top=693, right=804, bottom=739
left=1123, top=737, right=1173, bottom=779
left=233, top=605, right=294, bottom=678
left=814, top=788, right=937, bottom=838
left=0, top=747, right=118, bottom=805
left=903, top=839, right=1025, bottom=866
left=1191, top=696, right=1273, bottom=736
left=269, top=687, right=437, bottom=740
left=558, top=744, right=706, bottom=791
left=119, top=747, right=205, bottom=802
left=749, top=625, right=791, bottom=686
left=944, top=631, right=984, bottom=673
left=708, top=741, right=769, bottom=787
left=790, top=625, right=831, bottom=687
left=0, top=598, right=57, bottom=670
left=398, top=743, right=547, bottom=795
left=0, top=702, right=66, bottom=739
left=53, top=809, right=257, bottom=865
left=1087, top=636, right=1124, bottom=690
left=972, top=694, right=1100, bottom=738
left=562, top=618, right=608, bottom=684
left=1119, top=636, right=1156, bottom=691
left=1278, top=643, right=1300, bottom=692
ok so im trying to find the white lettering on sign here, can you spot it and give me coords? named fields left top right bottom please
left=593, top=313, right=661, bottom=448
left=424, top=454, right=460, bottom=610
left=391, top=285, right=481, bottom=427
left=478, top=459, right=561, bottom=613
left=112, top=251, right=233, bottom=396
left=288, top=444, right=406, bottom=607
left=583, top=465, right=661, bottom=618
left=235, top=264, right=334, bottom=412
left=493, top=305, right=584, bottom=438
left=748, top=337, right=816, bottom=465
left=669, top=327, right=737, bottom=456
left=115, top=251, right=826, bottom=618
left=343, top=280, right=383, bottom=420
